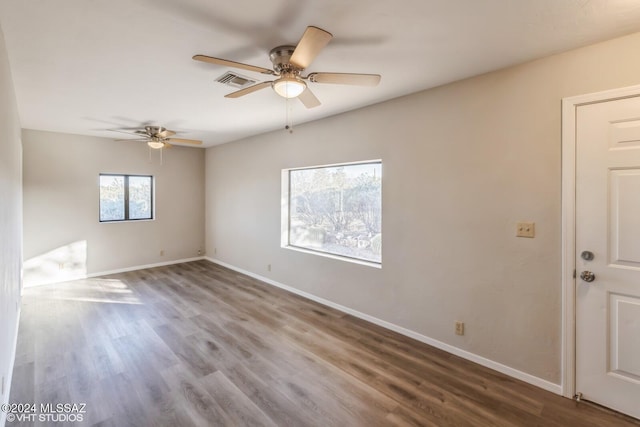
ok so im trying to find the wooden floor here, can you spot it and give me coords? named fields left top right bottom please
left=10, top=260, right=640, bottom=426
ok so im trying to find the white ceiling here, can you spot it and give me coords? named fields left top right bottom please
left=2, top=0, right=640, bottom=147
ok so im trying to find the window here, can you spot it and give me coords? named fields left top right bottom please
left=99, top=174, right=153, bottom=222
left=284, top=161, right=382, bottom=264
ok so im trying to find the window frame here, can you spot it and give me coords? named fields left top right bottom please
left=99, top=173, right=154, bottom=223
left=281, top=160, right=382, bottom=268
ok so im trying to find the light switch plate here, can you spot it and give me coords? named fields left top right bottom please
left=517, top=221, right=535, bottom=238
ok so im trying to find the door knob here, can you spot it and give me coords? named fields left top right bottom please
left=580, top=271, right=595, bottom=282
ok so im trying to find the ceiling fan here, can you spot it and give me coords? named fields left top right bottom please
left=112, top=126, right=202, bottom=149
left=193, top=26, right=381, bottom=108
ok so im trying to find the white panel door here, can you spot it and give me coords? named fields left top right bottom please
left=576, top=96, right=640, bottom=419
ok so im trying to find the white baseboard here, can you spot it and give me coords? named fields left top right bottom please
left=205, top=257, right=562, bottom=395
left=87, top=256, right=205, bottom=278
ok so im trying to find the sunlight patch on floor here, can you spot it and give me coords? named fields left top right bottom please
left=22, top=277, right=142, bottom=305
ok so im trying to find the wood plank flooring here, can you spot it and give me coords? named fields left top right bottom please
left=9, top=260, right=640, bottom=426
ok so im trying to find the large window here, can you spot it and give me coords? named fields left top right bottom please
left=285, top=161, right=382, bottom=264
left=99, top=174, right=153, bottom=222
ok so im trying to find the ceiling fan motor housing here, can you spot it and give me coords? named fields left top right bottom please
left=145, top=126, right=167, bottom=137
left=269, top=45, right=301, bottom=74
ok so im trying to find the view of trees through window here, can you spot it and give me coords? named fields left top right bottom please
left=99, top=174, right=153, bottom=222
left=288, top=161, right=382, bottom=263
left=99, top=175, right=125, bottom=221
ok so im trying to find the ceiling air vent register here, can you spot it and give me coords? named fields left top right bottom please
left=215, top=72, right=257, bottom=88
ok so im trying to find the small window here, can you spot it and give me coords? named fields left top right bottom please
left=284, top=161, right=382, bottom=264
left=99, top=174, right=153, bottom=222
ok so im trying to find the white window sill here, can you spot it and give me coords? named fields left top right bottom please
left=282, top=245, right=382, bottom=269
left=99, top=218, right=155, bottom=224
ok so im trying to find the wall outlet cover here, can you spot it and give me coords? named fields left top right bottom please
left=455, top=321, right=465, bottom=336
left=516, top=222, right=535, bottom=238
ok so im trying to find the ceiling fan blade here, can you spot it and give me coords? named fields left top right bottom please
left=224, top=81, right=273, bottom=98
left=290, top=26, right=333, bottom=69
left=108, top=129, right=146, bottom=137
left=193, top=55, right=275, bottom=75
left=158, top=129, right=176, bottom=138
left=297, top=87, right=321, bottom=109
left=308, top=72, right=381, bottom=86
left=165, top=138, right=202, bottom=145
left=115, top=138, right=149, bottom=142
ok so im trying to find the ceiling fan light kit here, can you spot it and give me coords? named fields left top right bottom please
left=194, top=25, right=381, bottom=109
left=147, top=141, right=164, bottom=149
left=273, top=76, right=306, bottom=98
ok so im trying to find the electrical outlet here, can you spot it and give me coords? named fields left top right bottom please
left=160, top=249, right=164, bottom=256
left=516, top=222, right=535, bottom=238
left=267, top=264, right=271, bottom=272
left=214, top=248, right=217, bottom=255
left=197, top=249, right=202, bottom=256
left=455, top=321, right=465, bottom=336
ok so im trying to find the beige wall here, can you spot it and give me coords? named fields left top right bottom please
left=205, top=31, right=640, bottom=385
left=0, top=23, right=22, bottom=426
left=22, top=130, right=205, bottom=283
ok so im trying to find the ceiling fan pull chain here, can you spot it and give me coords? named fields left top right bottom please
left=285, top=97, right=289, bottom=131
left=285, top=98, right=294, bottom=133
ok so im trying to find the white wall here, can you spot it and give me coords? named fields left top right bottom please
left=205, top=30, right=640, bottom=386
left=0, top=23, right=22, bottom=427
left=22, top=130, right=205, bottom=283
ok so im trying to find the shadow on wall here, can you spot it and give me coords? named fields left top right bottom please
left=23, top=240, right=88, bottom=287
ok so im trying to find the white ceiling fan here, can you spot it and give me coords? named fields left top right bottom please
left=193, top=26, right=381, bottom=108
left=111, top=126, right=202, bottom=149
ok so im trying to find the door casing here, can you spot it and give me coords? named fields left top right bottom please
left=561, top=83, right=640, bottom=399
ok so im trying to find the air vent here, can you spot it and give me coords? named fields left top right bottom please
left=215, top=72, right=257, bottom=88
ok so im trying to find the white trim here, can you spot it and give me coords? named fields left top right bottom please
left=87, top=256, right=205, bottom=278
left=205, top=257, right=561, bottom=394
left=286, top=158, right=383, bottom=172
left=561, top=96, right=577, bottom=399
left=1, top=305, right=21, bottom=427
left=282, top=245, right=382, bottom=269
left=561, top=83, right=640, bottom=399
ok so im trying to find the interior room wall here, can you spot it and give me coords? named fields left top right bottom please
left=22, top=130, right=205, bottom=284
left=0, top=23, right=22, bottom=426
left=205, top=30, right=640, bottom=387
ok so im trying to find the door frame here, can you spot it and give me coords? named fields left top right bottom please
left=561, top=83, right=640, bottom=398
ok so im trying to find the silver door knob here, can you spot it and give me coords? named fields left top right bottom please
left=580, top=271, right=595, bottom=282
